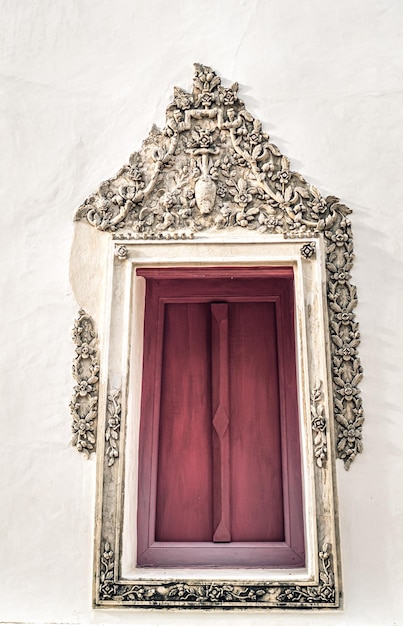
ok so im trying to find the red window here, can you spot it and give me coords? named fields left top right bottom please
left=136, top=267, right=304, bottom=568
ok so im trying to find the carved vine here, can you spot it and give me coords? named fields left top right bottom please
left=311, top=382, right=327, bottom=468
left=277, top=544, right=335, bottom=605
left=98, top=540, right=335, bottom=608
left=70, top=310, right=99, bottom=457
left=75, top=63, right=364, bottom=469
left=105, top=389, right=121, bottom=467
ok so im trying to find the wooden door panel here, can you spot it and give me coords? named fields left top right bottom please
left=229, top=302, right=284, bottom=542
left=156, top=303, right=213, bottom=542
left=137, top=268, right=304, bottom=568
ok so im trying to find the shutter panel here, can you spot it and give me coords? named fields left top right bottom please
left=136, top=268, right=304, bottom=568
left=229, top=302, right=284, bottom=542
left=156, top=303, right=213, bottom=542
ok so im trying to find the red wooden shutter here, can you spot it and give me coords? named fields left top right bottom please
left=136, top=268, right=304, bottom=568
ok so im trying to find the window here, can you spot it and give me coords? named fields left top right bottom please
left=70, top=64, right=364, bottom=609
left=136, top=267, right=304, bottom=568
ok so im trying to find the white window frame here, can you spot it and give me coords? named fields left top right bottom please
left=78, top=231, right=341, bottom=609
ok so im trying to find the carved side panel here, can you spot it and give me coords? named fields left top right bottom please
left=105, top=390, right=121, bottom=467
left=70, top=310, right=99, bottom=457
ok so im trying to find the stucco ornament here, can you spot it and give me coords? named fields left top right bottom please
left=70, top=310, right=99, bottom=457
left=105, top=389, right=121, bottom=467
left=75, top=63, right=364, bottom=470
left=311, top=382, right=328, bottom=468
left=98, top=539, right=336, bottom=608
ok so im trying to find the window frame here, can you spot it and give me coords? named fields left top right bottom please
left=136, top=266, right=305, bottom=569
left=89, top=234, right=341, bottom=609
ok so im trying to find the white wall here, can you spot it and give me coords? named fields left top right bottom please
left=1, top=0, right=403, bottom=624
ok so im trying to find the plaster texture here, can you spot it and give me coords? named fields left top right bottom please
left=1, top=0, right=403, bottom=624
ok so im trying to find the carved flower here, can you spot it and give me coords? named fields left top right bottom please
left=248, top=130, right=262, bottom=146
left=234, top=191, right=252, bottom=207
left=311, top=197, right=328, bottom=215
left=337, top=383, right=357, bottom=401
left=75, top=380, right=95, bottom=396
left=198, top=92, right=214, bottom=108
left=173, top=87, right=193, bottom=111
left=233, top=178, right=253, bottom=208
left=333, top=339, right=358, bottom=362
left=273, top=156, right=291, bottom=184
left=277, top=169, right=291, bottom=184
left=76, top=342, right=94, bottom=359
left=279, top=588, right=298, bottom=602
left=185, top=188, right=195, bottom=200
left=219, top=86, right=238, bottom=106
left=331, top=228, right=349, bottom=247
left=266, top=216, right=280, bottom=229
left=339, top=419, right=363, bottom=449
left=335, top=308, right=355, bottom=325
left=200, top=130, right=214, bottom=148
left=205, top=584, right=234, bottom=601
left=327, top=260, right=351, bottom=285
left=100, top=583, right=116, bottom=600
left=115, top=245, right=128, bottom=260
left=301, top=242, right=316, bottom=258
left=334, top=269, right=351, bottom=284
left=108, top=415, right=120, bottom=429
left=312, top=416, right=326, bottom=432
left=75, top=417, right=93, bottom=435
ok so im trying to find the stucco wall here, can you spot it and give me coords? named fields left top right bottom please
left=1, top=0, right=402, bottom=624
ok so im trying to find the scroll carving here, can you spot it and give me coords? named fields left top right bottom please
left=70, top=310, right=99, bottom=457
left=74, top=63, right=364, bottom=469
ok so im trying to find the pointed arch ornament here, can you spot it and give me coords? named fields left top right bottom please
left=71, top=63, right=364, bottom=610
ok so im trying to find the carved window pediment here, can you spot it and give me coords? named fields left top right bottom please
left=70, top=63, right=364, bottom=610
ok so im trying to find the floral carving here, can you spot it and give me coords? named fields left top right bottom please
left=99, top=542, right=116, bottom=600
left=105, top=390, right=121, bottom=467
left=74, top=63, right=330, bottom=239
left=311, top=382, right=327, bottom=468
left=98, top=539, right=336, bottom=608
left=114, top=245, right=128, bottom=260
left=75, top=63, right=364, bottom=469
left=301, top=241, right=316, bottom=258
left=277, top=544, right=335, bottom=605
left=325, top=210, right=364, bottom=469
left=70, top=310, right=99, bottom=457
